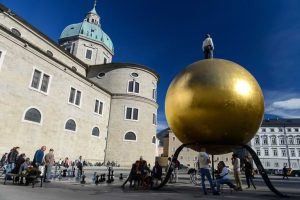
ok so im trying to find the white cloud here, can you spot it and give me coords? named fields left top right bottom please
left=272, top=98, right=300, bottom=110
left=264, top=90, right=300, bottom=118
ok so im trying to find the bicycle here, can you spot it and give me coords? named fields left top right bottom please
left=188, top=168, right=200, bottom=185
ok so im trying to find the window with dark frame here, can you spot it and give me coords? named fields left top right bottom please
left=24, top=108, right=41, bottom=123
left=94, top=99, right=103, bottom=115
left=128, top=80, right=140, bottom=93
left=69, top=87, right=81, bottom=106
left=124, top=132, right=136, bottom=141
left=125, top=107, right=138, bottom=120
left=30, top=69, right=51, bottom=93
left=85, top=49, right=92, bottom=59
left=92, top=127, right=100, bottom=137
left=65, top=119, right=76, bottom=131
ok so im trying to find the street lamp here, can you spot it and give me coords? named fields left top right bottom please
left=283, top=122, right=291, bottom=169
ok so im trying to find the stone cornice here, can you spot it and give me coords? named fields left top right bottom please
left=111, top=93, right=158, bottom=108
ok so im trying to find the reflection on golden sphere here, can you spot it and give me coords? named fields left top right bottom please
left=165, top=59, right=264, bottom=154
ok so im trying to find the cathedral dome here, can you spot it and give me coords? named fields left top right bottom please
left=59, top=2, right=114, bottom=54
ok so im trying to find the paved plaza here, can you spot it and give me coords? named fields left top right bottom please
left=0, top=168, right=300, bottom=200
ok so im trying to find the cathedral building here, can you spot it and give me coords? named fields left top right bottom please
left=0, top=2, right=159, bottom=166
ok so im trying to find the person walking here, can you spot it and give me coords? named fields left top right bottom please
left=76, top=156, right=83, bottom=179
left=33, top=146, right=46, bottom=167
left=232, top=153, right=242, bottom=191
left=198, top=148, right=218, bottom=195
left=282, top=166, right=289, bottom=180
left=202, top=34, right=214, bottom=59
left=44, top=149, right=55, bottom=182
left=244, top=156, right=256, bottom=189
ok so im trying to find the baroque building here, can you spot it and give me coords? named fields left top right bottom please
left=0, top=2, right=159, bottom=166
left=250, top=119, right=300, bottom=170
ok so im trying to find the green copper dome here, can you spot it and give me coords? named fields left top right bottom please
left=60, top=1, right=114, bottom=54
left=60, top=21, right=114, bottom=53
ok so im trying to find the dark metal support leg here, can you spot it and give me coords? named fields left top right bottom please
left=243, top=144, right=288, bottom=198
left=152, top=143, right=189, bottom=190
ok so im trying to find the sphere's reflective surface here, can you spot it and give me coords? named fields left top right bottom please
left=165, top=59, right=264, bottom=154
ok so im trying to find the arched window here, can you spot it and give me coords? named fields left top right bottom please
left=11, top=28, right=21, bottom=37
left=24, top=108, right=41, bottom=123
left=295, top=137, right=300, bottom=145
left=262, top=135, right=268, bottom=145
left=152, top=136, right=156, bottom=144
left=65, top=119, right=76, bottom=131
left=124, top=132, right=136, bottom=141
left=92, top=127, right=100, bottom=137
left=270, top=136, right=277, bottom=145
left=288, top=136, right=294, bottom=145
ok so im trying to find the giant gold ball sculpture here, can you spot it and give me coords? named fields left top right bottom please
left=165, top=59, right=264, bottom=154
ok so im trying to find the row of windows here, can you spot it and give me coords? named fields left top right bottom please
left=23, top=107, right=157, bottom=143
left=24, top=107, right=101, bottom=136
left=264, top=162, right=298, bottom=169
left=254, top=135, right=300, bottom=145
left=256, top=148, right=300, bottom=157
left=30, top=69, right=157, bottom=123
left=260, top=127, right=299, bottom=133
left=30, top=68, right=156, bottom=102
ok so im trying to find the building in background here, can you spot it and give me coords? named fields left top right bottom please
left=250, top=119, right=300, bottom=170
left=0, top=2, right=158, bottom=166
left=157, top=128, right=233, bottom=169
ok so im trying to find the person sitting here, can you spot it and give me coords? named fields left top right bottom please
left=215, top=161, right=238, bottom=193
left=152, top=161, right=162, bottom=186
left=18, top=158, right=31, bottom=184
left=141, top=161, right=151, bottom=188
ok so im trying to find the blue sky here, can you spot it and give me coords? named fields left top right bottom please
left=2, top=0, right=300, bottom=131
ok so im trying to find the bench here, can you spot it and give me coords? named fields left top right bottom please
left=4, top=173, right=43, bottom=188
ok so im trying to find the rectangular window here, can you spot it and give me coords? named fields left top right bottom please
left=30, top=68, right=51, bottom=94
left=264, top=149, right=269, bottom=156
left=274, top=163, right=279, bottom=167
left=31, top=69, right=41, bottom=89
left=69, top=87, right=81, bottom=106
left=172, top=136, right=175, bottom=141
left=94, top=99, right=104, bottom=115
left=152, top=113, right=157, bottom=125
left=152, top=89, right=157, bottom=100
left=128, top=80, right=140, bottom=94
left=104, top=57, right=107, bottom=64
left=273, top=149, right=278, bottom=156
left=40, top=74, right=50, bottom=93
left=133, top=108, right=138, bottom=120
left=262, top=128, right=266, bottom=132
left=295, top=128, right=299, bottom=132
left=282, top=149, right=287, bottom=157
left=125, top=107, right=139, bottom=121
left=85, top=49, right=92, bottom=60
left=257, top=149, right=261, bottom=156
left=291, top=149, right=296, bottom=157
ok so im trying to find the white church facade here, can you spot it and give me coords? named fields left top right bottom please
left=0, top=2, right=159, bottom=166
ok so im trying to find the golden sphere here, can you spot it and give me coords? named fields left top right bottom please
left=165, top=59, right=264, bottom=154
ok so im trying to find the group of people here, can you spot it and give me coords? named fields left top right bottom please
left=122, top=157, right=163, bottom=189
left=198, top=149, right=256, bottom=195
left=0, top=146, right=84, bottom=185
